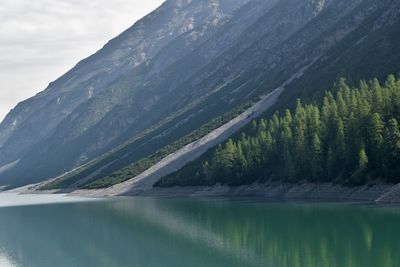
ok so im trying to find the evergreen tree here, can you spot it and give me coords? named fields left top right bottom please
left=159, top=75, right=400, bottom=187
left=353, top=148, right=368, bottom=184
left=367, top=113, right=384, bottom=175
left=385, top=119, right=400, bottom=181
left=310, top=133, right=323, bottom=181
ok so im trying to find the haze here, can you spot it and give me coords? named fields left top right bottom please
left=0, top=0, right=164, bottom=122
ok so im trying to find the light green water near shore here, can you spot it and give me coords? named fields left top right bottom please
left=0, top=194, right=399, bottom=267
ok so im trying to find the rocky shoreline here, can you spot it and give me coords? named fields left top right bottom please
left=57, top=181, right=400, bottom=204
left=10, top=180, right=400, bottom=204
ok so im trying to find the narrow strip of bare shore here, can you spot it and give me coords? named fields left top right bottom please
left=56, top=181, right=400, bottom=204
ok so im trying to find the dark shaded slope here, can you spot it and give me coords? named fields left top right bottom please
left=96, top=0, right=400, bottom=190
left=3, top=0, right=399, bottom=190
left=156, top=0, right=400, bottom=188
left=0, top=0, right=256, bottom=187
left=45, top=0, right=363, bottom=189
left=279, top=0, right=400, bottom=106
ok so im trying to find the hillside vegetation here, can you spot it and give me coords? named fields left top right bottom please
left=157, top=75, right=400, bottom=187
left=1, top=0, right=400, bottom=190
left=42, top=100, right=255, bottom=189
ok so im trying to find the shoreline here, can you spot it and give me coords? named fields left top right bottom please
left=49, top=181, right=400, bottom=203
left=8, top=180, right=400, bottom=204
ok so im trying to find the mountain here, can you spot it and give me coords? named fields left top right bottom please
left=157, top=75, right=400, bottom=187
left=1, top=0, right=399, bottom=189
left=0, top=0, right=252, bottom=186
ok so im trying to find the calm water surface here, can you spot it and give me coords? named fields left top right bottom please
left=0, top=194, right=399, bottom=267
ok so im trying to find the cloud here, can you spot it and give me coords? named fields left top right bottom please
left=0, top=0, right=164, bottom=121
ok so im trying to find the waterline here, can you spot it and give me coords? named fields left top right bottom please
left=0, top=193, right=99, bottom=208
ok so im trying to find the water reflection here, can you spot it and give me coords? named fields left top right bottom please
left=0, top=197, right=399, bottom=267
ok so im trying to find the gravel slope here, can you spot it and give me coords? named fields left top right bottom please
left=72, top=87, right=283, bottom=197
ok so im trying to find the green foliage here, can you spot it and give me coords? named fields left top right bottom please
left=385, top=118, right=400, bottom=181
left=157, top=75, right=400, bottom=187
left=73, top=101, right=254, bottom=189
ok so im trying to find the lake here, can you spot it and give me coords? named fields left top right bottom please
left=0, top=194, right=399, bottom=267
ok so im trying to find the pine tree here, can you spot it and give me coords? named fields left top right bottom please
left=202, top=161, right=212, bottom=183
left=337, top=91, right=348, bottom=116
left=353, top=148, right=368, bottom=184
left=293, top=99, right=307, bottom=177
left=367, top=113, right=384, bottom=174
left=371, top=78, right=383, bottom=113
left=310, top=133, right=322, bottom=181
left=258, top=119, right=267, bottom=134
left=233, top=143, right=247, bottom=184
left=391, top=79, right=400, bottom=120
left=280, top=116, right=294, bottom=181
left=385, top=74, right=396, bottom=90
left=174, top=75, right=400, bottom=188
left=359, top=149, right=369, bottom=171
left=385, top=118, right=400, bottom=181
left=224, top=139, right=237, bottom=168
left=334, top=118, right=346, bottom=180
left=346, top=112, right=361, bottom=172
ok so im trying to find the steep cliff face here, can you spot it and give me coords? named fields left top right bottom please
left=1, top=0, right=399, bottom=188
left=277, top=0, right=400, bottom=107
left=0, top=0, right=247, bottom=184
left=0, top=0, right=249, bottom=164
left=0, top=0, right=255, bottom=186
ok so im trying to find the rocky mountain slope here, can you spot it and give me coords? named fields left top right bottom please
left=0, top=0, right=252, bottom=186
left=1, top=0, right=399, bottom=189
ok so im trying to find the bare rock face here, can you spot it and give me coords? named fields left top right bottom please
left=0, top=0, right=250, bottom=165
left=1, top=0, right=400, bottom=188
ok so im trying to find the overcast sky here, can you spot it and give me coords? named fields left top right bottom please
left=0, top=0, right=164, bottom=122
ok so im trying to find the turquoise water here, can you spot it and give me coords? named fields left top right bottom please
left=0, top=194, right=399, bottom=267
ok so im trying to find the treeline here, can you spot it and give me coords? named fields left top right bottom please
left=156, top=75, right=400, bottom=187
left=43, top=99, right=255, bottom=190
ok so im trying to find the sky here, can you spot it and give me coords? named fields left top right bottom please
left=0, top=0, right=164, bottom=122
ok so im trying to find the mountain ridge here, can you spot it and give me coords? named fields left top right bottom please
left=1, top=0, right=399, bottom=190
